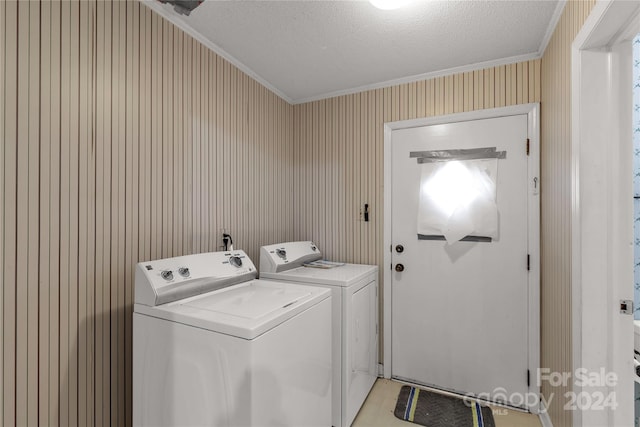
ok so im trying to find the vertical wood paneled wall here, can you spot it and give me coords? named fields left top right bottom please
left=292, top=1, right=598, bottom=426
left=540, top=1, right=595, bottom=426
left=0, top=1, right=294, bottom=426
left=293, top=60, right=542, bottom=361
left=0, top=0, right=600, bottom=425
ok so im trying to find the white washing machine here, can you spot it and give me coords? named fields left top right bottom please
left=260, top=241, right=378, bottom=427
left=133, top=250, right=332, bottom=427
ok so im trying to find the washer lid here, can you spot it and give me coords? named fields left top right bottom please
left=261, top=263, right=378, bottom=287
left=184, top=284, right=313, bottom=319
left=134, top=279, right=330, bottom=340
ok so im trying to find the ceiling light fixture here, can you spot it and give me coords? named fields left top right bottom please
left=369, top=0, right=412, bottom=11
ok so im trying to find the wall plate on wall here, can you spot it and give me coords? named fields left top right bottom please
left=620, top=299, right=634, bottom=315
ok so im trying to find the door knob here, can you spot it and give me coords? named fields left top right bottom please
left=395, top=264, right=405, bottom=272
left=395, top=245, right=404, bottom=253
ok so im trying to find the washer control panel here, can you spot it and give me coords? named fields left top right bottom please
left=259, top=241, right=322, bottom=273
left=135, top=250, right=257, bottom=306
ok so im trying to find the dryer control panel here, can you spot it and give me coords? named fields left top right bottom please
left=260, top=241, right=323, bottom=273
left=135, top=250, right=257, bottom=307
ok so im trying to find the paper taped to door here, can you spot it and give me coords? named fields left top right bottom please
left=416, top=158, right=499, bottom=244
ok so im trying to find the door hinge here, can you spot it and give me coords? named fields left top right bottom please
left=526, top=138, right=530, bottom=156
left=527, top=369, right=530, bottom=387
left=527, top=254, right=530, bottom=271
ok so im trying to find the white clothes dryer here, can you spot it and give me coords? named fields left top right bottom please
left=260, top=242, right=378, bottom=427
left=133, top=250, right=332, bottom=427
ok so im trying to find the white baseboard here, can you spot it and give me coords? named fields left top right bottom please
left=538, top=399, right=554, bottom=427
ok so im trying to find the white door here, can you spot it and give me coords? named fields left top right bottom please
left=389, top=113, right=538, bottom=410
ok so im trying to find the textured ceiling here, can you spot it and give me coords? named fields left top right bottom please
left=145, top=0, right=562, bottom=103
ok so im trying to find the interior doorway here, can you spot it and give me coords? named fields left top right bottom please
left=572, top=1, right=640, bottom=425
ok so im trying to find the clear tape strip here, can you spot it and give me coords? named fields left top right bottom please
left=417, top=234, right=492, bottom=243
left=410, top=147, right=506, bottom=163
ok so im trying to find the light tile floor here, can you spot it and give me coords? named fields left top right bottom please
left=352, top=379, right=542, bottom=427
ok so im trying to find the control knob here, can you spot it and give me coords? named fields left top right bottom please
left=276, top=249, right=287, bottom=259
left=160, top=270, right=174, bottom=281
left=178, top=267, right=190, bottom=277
left=229, top=256, right=243, bottom=268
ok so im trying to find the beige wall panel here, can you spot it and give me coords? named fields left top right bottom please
left=26, top=3, right=41, bottom=425
left=176, top=26, right=185, bottom=254
left=452, top=74, right=461, bottom=113
left=191, top=37, right=200, bottom=253
left=534, top=59, right=541, bottom=103
left=58, top=1, right=71, bottom=423
left=149, top=10, right=159, bottom=259
left=48, top=3, right=62, bottom=425
left=507, top=63, right=517, bottom=105
left=115, top=3, right=127, bottom=424
left=228, top=62, right=237, bottom=247
left=142, top=4, right=153, bottom=264
left=484, top=67, right=494, bottom=109
left=3, top=1, right=17, bottom=425
left=124, top=1, right=140, bottom=420
left=496, top=65, right=506, bottom=107
left=98, top=2, right=113, bottom=423
left=540, top=1, right=595, bottom=426
left=463, top=71, right=472, bottom=110
left=162, top=19, right=173, bottom=259
left=221, top=58, right=229, bottom=244
left=77, top=2, right=90, bottom=425
left=15, top=1, right=30, bottom=425
left=407, top=81, right=416, bottom=119
left=396, top=82, right=405, bottom=119
left=129, top=1, right=141, bottom=410
left=1, top=1, right=596, bottom=425
left=37, top=0, right=50, bottom=424
left=516, top=62, right=524, bottom=104
left=445, top=75, right=454, bottom=114
left=473, top=70, right=482, bottom=110
left=1, top=1, right=295, bottom=425
left=181, top=29, right=190, bottom=255
left=293, top=103, right=301, bottom=241
left=529, top=60, right=536, bottom=103
left=69, top=3, right=81, bottom=426
left=438, top=77, right=445, bottom=113
left=415, top=80, right=425, bottom=117
left=194, top=41, right=204, bottom=254
left=206, top=47, right=214, bottom=251
left=293, top=58, right=542, bottom=362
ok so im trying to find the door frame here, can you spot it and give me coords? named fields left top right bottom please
left=571, top=1, right=640, bottom=425
left=382, top=103, right=541, bottom=411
